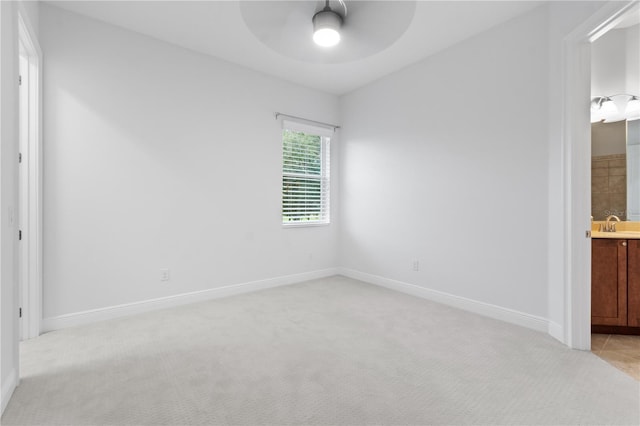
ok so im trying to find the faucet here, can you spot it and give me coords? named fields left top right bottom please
left=603, top=215, right=621, bottom=232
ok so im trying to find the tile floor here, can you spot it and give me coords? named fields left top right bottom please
left=592, top=333, right=640, bottom=381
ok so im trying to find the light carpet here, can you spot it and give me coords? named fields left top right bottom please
left=2, top=276, right=639, bottom=425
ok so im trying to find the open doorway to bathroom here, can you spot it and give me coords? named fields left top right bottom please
left=589, top=6, right=640, bottom=381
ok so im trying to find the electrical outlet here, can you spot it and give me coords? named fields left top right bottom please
left=160, top=268, right=170, bottom=281
left=412, top=260, right=420, bottom=272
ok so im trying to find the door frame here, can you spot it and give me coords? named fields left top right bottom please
left=17, top=8, right=42, bottom=340
left=563, top=0, right=639, bottom=350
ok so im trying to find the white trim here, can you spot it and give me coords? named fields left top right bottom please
left=0, top=368, right=17, bottom=414
left=282, top=118, right=334, bottom=137
left=587, top=2, right=640, bottom=43
left=282, top=222, right=330, bottom=228
left=339, top=268, right=548, bottom=333
left=562, top=1, right=638, bottom=350
left=548, top=321, right=564, bottom=343
left=17, top=7, right=42, bottom=341
left=42, top=269, right=339, bottom=332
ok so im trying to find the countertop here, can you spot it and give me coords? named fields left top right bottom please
left=592, top=231, right=640, bottom=239
left=591, top=221, right=640, bottom=239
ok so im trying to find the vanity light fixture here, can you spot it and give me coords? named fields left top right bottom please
left=591, top=94, right=640, bottom=123
left=627, top=95, right=640, bottom=114
left=312, top=0, right=346, bottom=47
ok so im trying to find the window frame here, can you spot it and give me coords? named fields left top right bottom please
left=281, top=126, right=331, bottom=227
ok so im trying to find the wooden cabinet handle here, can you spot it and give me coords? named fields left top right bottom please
left=622, top=241, right=628, bottom=246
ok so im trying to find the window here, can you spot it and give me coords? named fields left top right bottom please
left=282, top=122, right=331, bottom=225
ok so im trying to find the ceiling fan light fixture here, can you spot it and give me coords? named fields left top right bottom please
left=313, top=9, right=343, bottom=47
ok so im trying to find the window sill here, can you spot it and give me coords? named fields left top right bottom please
left=282, top=222, right=330, bottom=228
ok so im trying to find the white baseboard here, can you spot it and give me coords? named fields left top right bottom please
left=42, top=268, right=338, bottom=332
left=1, top=368, right=17, bottom=415
left=339, top=268, right=549, bottom=333
left=42, top=267, right=554, bottom=339
left=547, top=321, right=565, bottom=343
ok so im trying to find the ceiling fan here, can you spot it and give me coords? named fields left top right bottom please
left=312, top=0, right=348, bottom=47
left=239, top=1, right=416, bottom=65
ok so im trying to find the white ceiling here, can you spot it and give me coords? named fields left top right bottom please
left=46, top=0, right=542, bottom=95
left=616, top=7, right=640, bottom=28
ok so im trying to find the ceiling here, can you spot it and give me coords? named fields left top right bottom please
left=46, top=0, right=542, bottom=95
left=615, top=3, right=640, bottom=28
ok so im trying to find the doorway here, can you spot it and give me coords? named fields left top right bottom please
left=17, top=11, right=42, bottom=341
left=563, top=0, right=639, bottom=351
left=588, top=6, right=640, bottom=379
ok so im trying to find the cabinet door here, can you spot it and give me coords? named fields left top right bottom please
left=628, top=240, right=640, bottom=327
left=592, top=239, right=627, bottom=326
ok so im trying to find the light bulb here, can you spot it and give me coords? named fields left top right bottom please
left=313, top=28, right=341, bottom=47
left=312, top=9, right=342, bottom=47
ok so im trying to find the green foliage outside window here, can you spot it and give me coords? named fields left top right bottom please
left=282, top=129, right=328, bottom=223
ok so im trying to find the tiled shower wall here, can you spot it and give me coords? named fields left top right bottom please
left=592, top=154, right=627, bottom=220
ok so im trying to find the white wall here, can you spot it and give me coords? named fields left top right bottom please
left=1, top=0, right=20, bottom=414
left=339, top=6, right=549, bottom=319
left=592, top=27, right=628, bottom=96
left=40, top=4, right=339, bottom=320
left=626, top=24, right=639, bottom=95
left=592, top=23, right=639, bottom=96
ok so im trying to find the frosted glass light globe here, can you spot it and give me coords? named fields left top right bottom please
left=627, top=97, right=640, bottom=114
left=600, top=99, right=618, bottom=116
left=313, top=28, right=341, bottom=47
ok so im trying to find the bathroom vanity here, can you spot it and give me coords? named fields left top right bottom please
left=592, top=230, right=640, bottom=334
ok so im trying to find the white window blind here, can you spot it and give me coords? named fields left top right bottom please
left=282, top=121, right=331, bottom=225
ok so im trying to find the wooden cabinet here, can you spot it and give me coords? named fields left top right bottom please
left=592, top=239, right=627, bottom=326
left=592, top=238, right=640, bottom=332
left=628, top=240, right=640, bottom=327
